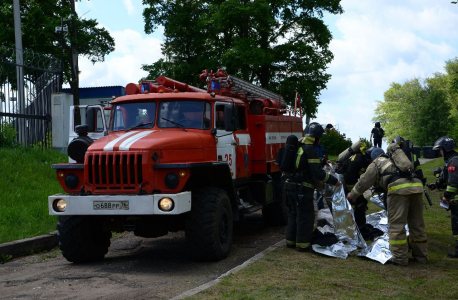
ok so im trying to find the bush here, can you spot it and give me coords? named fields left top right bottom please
left=0, top=121, right=17, bottom=147
left=359, top=137, right=372, bottom=148
left=320, top=128, right=352, bottom=156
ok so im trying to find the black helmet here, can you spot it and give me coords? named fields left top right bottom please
left=375, top=121, right=380, bottom=128
left=365, top=146, right=375, bottom=160
left=392, top=135, right=404, bottom=144
left=305, top=122, right=324, bottom=139
left=433, top=136, right=457, bottom=152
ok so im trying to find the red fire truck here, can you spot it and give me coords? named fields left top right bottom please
left=48, top=69, right=303, bottom=263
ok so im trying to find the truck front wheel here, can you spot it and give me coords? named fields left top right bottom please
left=185, top=187, right=233, bottom=261
left=57, top=216, right=112, bottom=263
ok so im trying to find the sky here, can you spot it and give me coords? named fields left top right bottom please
left=74, top=0, right=458, bottom=146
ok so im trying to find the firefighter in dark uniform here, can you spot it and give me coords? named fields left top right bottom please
left=428, top=136, right=458, bottom=258
left=342, top=146, right=374, bottom=235
left=370, top=121, right=385, bottom=148
left=347, top=146, right=428, bottom=266
left=285, top=122, right=340, bottom=252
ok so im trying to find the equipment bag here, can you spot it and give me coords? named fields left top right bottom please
left=277, top=135, right=300, bottom=173
left=335, top=140, right=366, bottom=174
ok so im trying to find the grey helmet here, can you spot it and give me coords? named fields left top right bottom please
left=371, top=147, right=385, bottom=160
left=433, top=136, right=457, bottom=152
left=305, top=122, right=324, bottom=139
left=392, top=135, right=405, bottom=144
left=365, top=146, right=375, bottom=161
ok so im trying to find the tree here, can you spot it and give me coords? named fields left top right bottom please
left=375, top=79, right=425, bottom=144
left=414, top=86, right=451, bottom=146
left=374, top=76, right=452, bottom=147
left=0, top=0, right=115, bottom=104
left=320, top=128, right=352, bottom=156
left=142, top=0, right=343, bottom=118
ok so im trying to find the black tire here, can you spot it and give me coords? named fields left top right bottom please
left=185, top=187, right=233, bottom=261
left=262, top=173, right=288, bottom=226
left=57, top=216, right=112, bottom=263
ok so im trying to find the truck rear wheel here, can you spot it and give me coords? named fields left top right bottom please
left=57, top=216, right=112, bottom=263
left=185, top=187, right=233, bottom=261
left=262, top=173, right=288, bottom=225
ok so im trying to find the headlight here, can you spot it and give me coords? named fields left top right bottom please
left=164, top=172, right=179, bottom=188
left=158, top=197, right=174, bottom=212
left=53, top=199, right=67, bottom=212
left=65, top=173, right=79, bottom=189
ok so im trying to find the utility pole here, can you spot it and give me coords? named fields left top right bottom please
left=13, top=0, right=26, bottom=145
left=69, top=0, right=80, bottom=125
left=69, top=0, right=79, bottom=106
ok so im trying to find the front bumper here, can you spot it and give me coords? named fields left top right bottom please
left=48, top=192, right=191, bottom=216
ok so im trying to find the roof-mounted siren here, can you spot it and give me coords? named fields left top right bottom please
left=200, top=69, right=228, bottom=94
left=125, top=82, right=174, bottom=95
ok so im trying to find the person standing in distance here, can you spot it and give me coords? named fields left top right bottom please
left=285, top=122, right=340, bottom=252
left=370, top=122, right=385, bottom=148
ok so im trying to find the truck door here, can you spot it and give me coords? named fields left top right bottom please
left=215, top=102, right=251, bottom=180
left=69, top=105, right=107, bottom=142
left=215, top=102, right=236, bottom=179
left=69, top=105, right=107, bottom=162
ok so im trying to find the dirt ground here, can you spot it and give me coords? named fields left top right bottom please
left=0, top=212, right=285, bottom=300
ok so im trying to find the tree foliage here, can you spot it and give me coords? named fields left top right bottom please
left=374, top=61, right=456, bottom=147
left=0, top=0, right=115, bottom=95
left=142, top=0, right=343, bottom=118
left=320, top=128, right=352, bottom=156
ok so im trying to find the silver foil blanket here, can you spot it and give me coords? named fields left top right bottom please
left=329, top=173, right=366, bottom=249
left=358, top=196, right=409, bottom=264
left=313, top=172, right=366, bottom=259
left=358, top=233, right=392, bottom=264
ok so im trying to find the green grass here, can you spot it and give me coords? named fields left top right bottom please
left=188, top=157, right=458, bottom=300
left=0, top=147, right=67, bottom=243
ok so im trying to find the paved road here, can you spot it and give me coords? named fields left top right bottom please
left=419, top=158, right=435, bottom=164
left=0, top=212, right=285, bottom=300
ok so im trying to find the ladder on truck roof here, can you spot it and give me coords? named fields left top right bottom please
left=227, top=75, right=281, bottom=104
left=205, top=69, right=284, bottom=108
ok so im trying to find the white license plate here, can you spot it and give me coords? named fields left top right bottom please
left=93, top=201, right=129, bottom=210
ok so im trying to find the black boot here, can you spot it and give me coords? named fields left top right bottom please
left=447, top=240, right=458, bottom=258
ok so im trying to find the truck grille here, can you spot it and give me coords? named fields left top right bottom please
left=87, top=153, right=143, bottom=188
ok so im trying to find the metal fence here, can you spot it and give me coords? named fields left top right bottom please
left=0, top=47, right=61, bottom=147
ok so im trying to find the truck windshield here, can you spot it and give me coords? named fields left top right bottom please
left=158, top=101, right=211, bottom=130
left=110, top=102, right=156, bottom=132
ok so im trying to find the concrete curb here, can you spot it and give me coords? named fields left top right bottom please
left=0, top=231, right=58, bottom=258
left=170, top=239, right=286, bottom=300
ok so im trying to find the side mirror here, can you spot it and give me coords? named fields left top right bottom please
left=224, top=105, right=237, bottom=132
left=86, top=107, right=96, bottom=132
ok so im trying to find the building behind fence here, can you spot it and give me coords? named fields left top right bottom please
left=0, top=46, right=61, bottom=147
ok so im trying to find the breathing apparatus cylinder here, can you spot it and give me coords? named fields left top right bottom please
left=337, top=140, right=365, bottom=164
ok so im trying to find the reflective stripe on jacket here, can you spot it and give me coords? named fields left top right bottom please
left=349, top=155, right=423, bottom=199
left=292, top=136, right=338, bottom=187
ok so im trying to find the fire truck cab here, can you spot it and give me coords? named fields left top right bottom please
left=49, top=69, right=303, bottom=263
